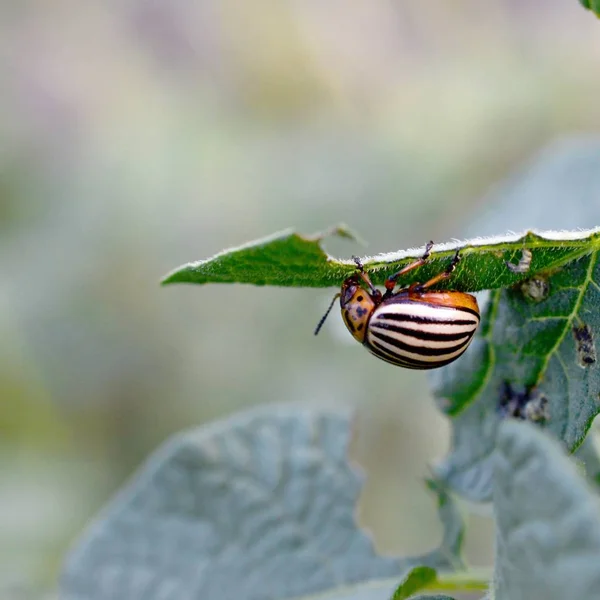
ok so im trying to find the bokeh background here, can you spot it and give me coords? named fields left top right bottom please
left=2, top=0, right=600, bottom=594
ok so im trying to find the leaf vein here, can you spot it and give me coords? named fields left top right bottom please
left=535, top=252, right=597, bottom=385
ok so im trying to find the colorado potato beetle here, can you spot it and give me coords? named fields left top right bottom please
left=315, top=242, right=480, bottom=370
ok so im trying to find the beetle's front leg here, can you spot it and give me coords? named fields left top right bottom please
left=352, top=256, right=381, bottom=300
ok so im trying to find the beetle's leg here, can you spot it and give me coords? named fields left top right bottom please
left=383, top=241, right=434, bottom=297
left=351, top=256, right=380, bottom=298
left=412, top=248, right=461, bottom=292
left=352, top=255, right=364, bottom=270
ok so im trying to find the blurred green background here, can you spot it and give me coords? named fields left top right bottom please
left=1, top=0, right=600, bottom=593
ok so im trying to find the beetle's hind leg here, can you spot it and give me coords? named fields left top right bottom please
left=384, top=241, right=434, bottom=297
left=412, top=248, right=461, bottom=292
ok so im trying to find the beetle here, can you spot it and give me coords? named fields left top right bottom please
left=315, top=241, right=480, bottom=369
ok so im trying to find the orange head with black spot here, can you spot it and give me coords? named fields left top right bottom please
left=339, top=274, right=378, bottom=343
left=314, top=273, right=380, bottom=341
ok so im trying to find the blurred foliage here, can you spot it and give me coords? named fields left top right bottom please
left=60, top=406, right=473, bottom=600
left=2, top=0, right=600, bottom=594
left=580, top=0, right=600, bottom=17
left=493, top=421, right=600, bottom=600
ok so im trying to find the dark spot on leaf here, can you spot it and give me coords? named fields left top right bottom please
left=520, top=276, right=549, bottom=303
left=498, top=382, right=549, bottom=423
left=523, top=393, right=549, bottom=422
left=573, top=323, right=596, bottom=367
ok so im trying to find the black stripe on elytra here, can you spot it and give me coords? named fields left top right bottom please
left=367, top=342, right=422, bottom=367
left=377, top=312, right=478, bottom=326
left=369, top=321, right=474, bottom=342
left=383, top=299, right=481, bottom=319
left=368, top=341, right=465, bottom=369
left=369, top=350, right=430, bottom=369
left=369, top=330, right=470, bottom=357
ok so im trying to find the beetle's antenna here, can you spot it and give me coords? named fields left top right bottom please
left=314, top=293, right=341, bottom=336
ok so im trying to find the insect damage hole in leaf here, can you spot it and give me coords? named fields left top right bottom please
left=60, top=404, right=475, bottom=600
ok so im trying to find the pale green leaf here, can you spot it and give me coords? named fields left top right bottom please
left=494, top=420, right=600, bottom=600
left=60, top=405, right=466, bottom=600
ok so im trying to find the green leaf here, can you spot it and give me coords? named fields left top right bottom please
left=580, top=0, right=600, bottom=17
left=389, top=566, right=487, bottom=599
left=284, top=588, right=458, bottom=600
left=391, top=566, right=437, bottom=600
left=161, top=225, right=600, bottom=292
left=406, top=597, right=457, bottom=600
left=162, top=224, right=360, bottom=287
left=494, top=420, right=600, bottom=600
left=431, top=140, right=600, bottom=502
left=60, top=405, right=467, bottom=600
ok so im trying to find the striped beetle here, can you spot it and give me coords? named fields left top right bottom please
left=315, top=242, right=480, bottom=369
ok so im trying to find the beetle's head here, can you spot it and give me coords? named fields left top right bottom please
left=339, top=275, right=377, bottom=342
left=314, top=271, right=381, bottom=341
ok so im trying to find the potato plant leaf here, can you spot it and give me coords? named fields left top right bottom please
left=60, top=404, right=467, bottom=600
left=430, top=140, right=600, bottom=502
left=494, top=420, right=600, bottom=600
left=162, top=225, right=600, bottom=292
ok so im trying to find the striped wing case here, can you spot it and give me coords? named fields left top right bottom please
left=365, top=292, right=480, bottom=369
